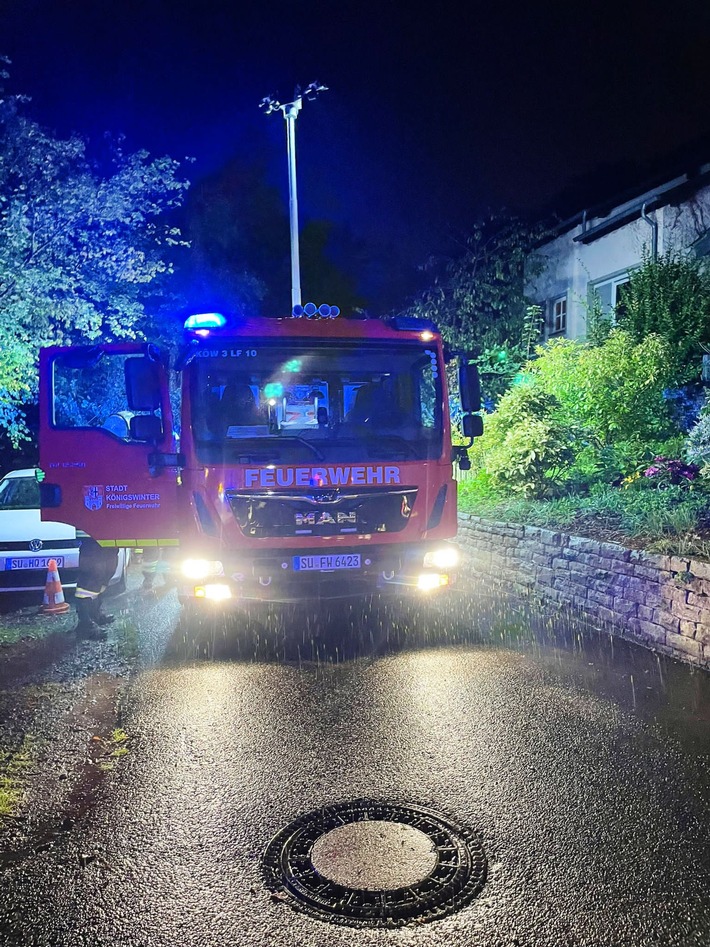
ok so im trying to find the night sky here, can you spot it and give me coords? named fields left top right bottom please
left=3, top=0, right=710, bottom=310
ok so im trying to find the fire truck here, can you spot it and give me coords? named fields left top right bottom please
left=38, top=310, right=482, bottom=606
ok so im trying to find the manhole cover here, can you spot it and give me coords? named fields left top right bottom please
left=262, top=799, right=487, bottom=928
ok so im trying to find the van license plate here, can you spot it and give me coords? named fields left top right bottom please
left=293, top=554, right=361, bottom=572
left=7, top=556, right=64, bottom=570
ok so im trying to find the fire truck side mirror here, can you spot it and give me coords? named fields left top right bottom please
left=459, top=360, right=481, bottom=413
left=129, top=414, right=164, bottom=442
left=125, top=357, right=162, bottom=411
left=462, top=414, right=483, bottom=439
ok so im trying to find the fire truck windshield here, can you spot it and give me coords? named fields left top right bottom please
left=189, top=340, right=443, bottom=464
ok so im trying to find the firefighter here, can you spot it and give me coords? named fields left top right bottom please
left=140, top=546, right=175, bottom=592
left=141, top=546, right=160, bottom=592
left=75, top=535, right=118, bottom=639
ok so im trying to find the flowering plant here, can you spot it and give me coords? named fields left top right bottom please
left=643, top=456, right=699, bottom=488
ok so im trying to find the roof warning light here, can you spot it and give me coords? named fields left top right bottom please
left=184, top=313, right=227, bottom=330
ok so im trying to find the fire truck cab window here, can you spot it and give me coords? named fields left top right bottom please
left=191, top=341, right=443, bottom=463
left=52, top=352, right=162, bottom=442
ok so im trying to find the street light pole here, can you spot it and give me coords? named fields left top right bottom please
left=283, top=98, right=302, bottom=310
left=260, top=83, right=328, bottom=311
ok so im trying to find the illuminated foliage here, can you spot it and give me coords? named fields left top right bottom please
left=613, top=251, right=710, bottom=383
left=0, top=62, right=189, bottom=443
left=408, top=212, right=548, bottom=348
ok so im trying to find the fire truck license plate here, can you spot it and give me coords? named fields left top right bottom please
left=293, top=554, right=361, bottom=572
left=6, top=556, right=64, bottom=570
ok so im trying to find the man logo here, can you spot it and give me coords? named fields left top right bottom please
left=83, top=485, right=104, bottom=512
left=295, top=511, right=357, bottom=527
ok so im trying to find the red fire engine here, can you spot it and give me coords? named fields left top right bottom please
left=38, top=311, right=482, bottom=606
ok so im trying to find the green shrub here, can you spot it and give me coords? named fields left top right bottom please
left=616, top=251, right=710, bottom=384
left=478, top=383, right=577, bottom=498
left=530, top=329, right=677, bottom=446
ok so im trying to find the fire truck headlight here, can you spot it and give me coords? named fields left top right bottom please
left=417, top=573, right=450, bottom=592
left=182, top=559, right=223, bottom=580
left=423, top=546, right=460, bottom=570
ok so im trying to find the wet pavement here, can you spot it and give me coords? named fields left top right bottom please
left=0, top=576, right=709, bottom=946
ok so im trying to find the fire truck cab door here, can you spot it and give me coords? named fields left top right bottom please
left=39, top=344, right=180, bottom=549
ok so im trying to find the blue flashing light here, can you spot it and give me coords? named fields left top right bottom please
left=184, top=312, right=227, bottom=330
left=387, top=315, right=438, bottom=333
left=292, top=302, right=340, bottom=319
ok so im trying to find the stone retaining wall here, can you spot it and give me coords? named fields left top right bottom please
left=457, top=514, right=710, bottom=670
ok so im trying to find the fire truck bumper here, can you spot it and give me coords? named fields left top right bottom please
left=176, top=542, right=460, bottom=605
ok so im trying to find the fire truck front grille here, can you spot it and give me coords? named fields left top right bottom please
left=226, top=487, right=418, bottom=539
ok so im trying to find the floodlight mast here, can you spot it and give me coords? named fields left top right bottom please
left=260, top=83, right=328, bottom=310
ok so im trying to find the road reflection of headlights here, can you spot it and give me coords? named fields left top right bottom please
left=181, top=559, right=223, bottom=580
left=423, top=546, right=459, bottom=570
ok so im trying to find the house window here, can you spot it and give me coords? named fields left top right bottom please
left=550, top=295, right=567, bottom=335
left=590, top=273, right=630, bottom=320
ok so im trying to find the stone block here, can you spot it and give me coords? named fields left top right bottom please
left=674, top=602, right=703, bottom=624
left=669, top=556, right=691, bottom=574
left=668, top=635, right=703, bottom=660
left=598, top=542, right=631, bottom=562
left=588, top=590, right=615, bottom=609
left=632, top=564, right=666, bottom=582
left=567, top=536, right=602, bottom=555
left=635, top=621, right=667, bottom=645
left=637, top=604, right=654, bottom=622
left=624, top=586, right=661, bottom=607
left=688, top=559, right=710, bottom=582
left=695, top=624, right=710, bottom=645
left=662, top=585, right=688, bottom=605
left=687, top=577, right=710, bottom=597
left=652, top=608, right=681, bottom=633
left=611, top=600, right=638, bottom=618
left=687, top=591, right=710, bottom=610
left=630, top=549, right=670, bottom=570
left=678, top=620, right=698, bottom=638
left=590, top=605, right=618, bottom=626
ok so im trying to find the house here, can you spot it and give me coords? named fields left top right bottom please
left=527, top=162, right=710, bottom=341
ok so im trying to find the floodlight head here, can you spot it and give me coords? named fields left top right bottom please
left=259, top=94, right=281, bottom=114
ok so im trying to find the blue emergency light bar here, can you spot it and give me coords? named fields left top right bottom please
left=292, top=303, right=341, bottom=318
left=386, top=316, right=438, bottom=332
left=184, top=312, right=227, bottom=330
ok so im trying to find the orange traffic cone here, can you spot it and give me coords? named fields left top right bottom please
left=41, top=558, right=70, bottom=615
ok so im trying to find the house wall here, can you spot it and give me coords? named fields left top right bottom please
left=528, top=182, right=710, bottom=340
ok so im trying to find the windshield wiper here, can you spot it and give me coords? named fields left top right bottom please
left=226, top=434, right=325, bottom=461
left=270, top=435, right=325, bottom=460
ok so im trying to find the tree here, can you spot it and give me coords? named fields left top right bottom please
left=0, top=64, right=190, bottom=444
left=406, top=212, right=548, bottom=352
left=406, top=212, right=549, bottom=407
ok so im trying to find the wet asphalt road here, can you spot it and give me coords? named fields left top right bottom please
left=1, top=583, right=710, bottom=947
